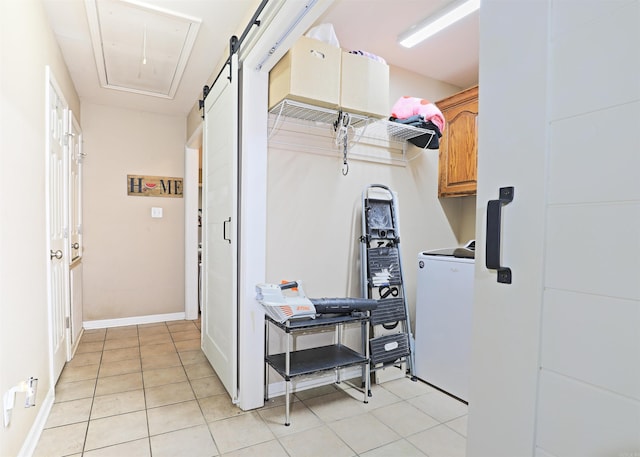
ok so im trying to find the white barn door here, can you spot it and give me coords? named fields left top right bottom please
left=201, top=55, right=239, bottom=402
left=468, top=2, right=640, bottom=456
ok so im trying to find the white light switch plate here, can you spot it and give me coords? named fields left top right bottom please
left=151, top=207, right=163, bottom=218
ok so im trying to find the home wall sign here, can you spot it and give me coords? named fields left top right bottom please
left=127, top=175, right=183, bottom=198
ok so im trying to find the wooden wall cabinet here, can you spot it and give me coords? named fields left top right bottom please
left=436, top=85, right=478, bottom=197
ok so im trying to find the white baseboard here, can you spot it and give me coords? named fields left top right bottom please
left=69, top=328, right=84, bottom=359
left=266, top=366, right=364, bottom=398
left=83, top=312, right=187, bottom=330
left=18, top=386, right=55, bottom=457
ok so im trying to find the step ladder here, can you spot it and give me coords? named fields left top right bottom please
left=360, top=184, right=415, bottom=389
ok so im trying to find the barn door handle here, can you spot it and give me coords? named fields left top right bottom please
left=223, top=217, right=231, bottom=244
left=486, top=186, right=514, bottom=284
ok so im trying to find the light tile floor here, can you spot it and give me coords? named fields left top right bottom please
left=34, top=320, right=468, bottom=457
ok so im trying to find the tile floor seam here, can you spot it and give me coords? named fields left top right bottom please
left=443, top=420, right=467, bottom=439
left=291, top=395, right=369, bottom=456
left=182, top=347, right=216, bottom=444
left=139, top=324, right=154, bottom=454
left=81, top=335, right=102, bottom=457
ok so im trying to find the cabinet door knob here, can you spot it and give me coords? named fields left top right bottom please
left=50, top=249, right=63, bottom=260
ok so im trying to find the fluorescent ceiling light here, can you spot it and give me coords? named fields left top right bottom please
left=398, top=0, right=480, bottom=48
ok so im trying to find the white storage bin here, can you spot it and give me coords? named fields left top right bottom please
left=268, top=37, right=341, bottom=110
left=340, top=51, right=389, bottom=118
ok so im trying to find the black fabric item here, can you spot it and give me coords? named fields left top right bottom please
left=392, top=114, right=425, bottom=125
left=388, top=117, right=443, bottom=149
left=408, top=120, right=442, bottom=149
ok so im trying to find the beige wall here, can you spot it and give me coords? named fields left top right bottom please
left=266, top=66, right=475, bottom=331
left=81, top=103, right=186, bottom=321
left=0, top=0, right=80, bottom=455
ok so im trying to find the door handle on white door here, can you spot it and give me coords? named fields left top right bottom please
left=486, top=186, right=514, bottom=284
left=72, top=243, right=79, bottom=249
left=50, top=250, right=63, bottom=260
left=222, top=217, right=231, bottom=244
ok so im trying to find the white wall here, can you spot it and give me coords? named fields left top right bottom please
left=81, top=103, right=186, bottom=322
left=0, top=0, right=80, bottom=455
left=265, top=66, right=470, bottom=332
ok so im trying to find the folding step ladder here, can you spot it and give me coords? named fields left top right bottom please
left=360, top=184, right=415, bottom=389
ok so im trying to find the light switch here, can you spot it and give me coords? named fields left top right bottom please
left=151, top=207, right=163, bottom=218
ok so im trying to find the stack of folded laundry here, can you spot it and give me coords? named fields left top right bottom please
left=389, top=96, right=445, bottom=149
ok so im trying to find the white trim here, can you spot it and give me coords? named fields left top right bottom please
left=186, top=122, right=203, bottom=148
left=69, top=328, right=84, bottom=359
left=184, top=145, right=200, bottom=320
left=16, top=386, right=55, bottom=457
left=83, top=312, right=186, bottom=329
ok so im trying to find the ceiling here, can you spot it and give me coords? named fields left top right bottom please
left=43, top=0, right=478, bottom=117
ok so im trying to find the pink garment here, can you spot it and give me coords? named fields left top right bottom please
left=391, top=96, right=445, bottom=132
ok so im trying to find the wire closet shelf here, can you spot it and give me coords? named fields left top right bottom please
left=268, top=99, right=436, bottom=154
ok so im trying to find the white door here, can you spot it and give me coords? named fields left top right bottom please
left=68, top=112, right=84, bottom=352
left=69, top=111, right=83, bottom=263
left=468, top=2, right=640, bottom=456
left=201, top=55, right=239, bottom=402
left=46, top=69, right=70, bottom=384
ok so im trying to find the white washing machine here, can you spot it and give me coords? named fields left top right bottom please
left=414, top=249, right=474, bottom=402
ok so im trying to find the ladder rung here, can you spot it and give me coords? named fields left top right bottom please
left=367, top=247, right=402, bottom=286
left=370, top=333, right=410, bottom=365
left=371, top=298, right=407, bottom=325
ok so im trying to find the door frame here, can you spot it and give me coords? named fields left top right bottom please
left=184, top=125, right=202, bottom=321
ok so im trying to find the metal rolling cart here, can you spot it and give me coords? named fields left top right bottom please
left=264, top=313, right=370, bottom=426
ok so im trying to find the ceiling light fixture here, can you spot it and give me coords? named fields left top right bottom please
left=142, top=25, right=148, bottom=65
left=398, top=0, right=480, bottom=48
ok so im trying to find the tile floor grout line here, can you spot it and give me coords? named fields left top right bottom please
left=137, top=323, right=155, bottom=457
left=286, top=388, right=372, bottom=457
left=180, top=323, right=222, bottom=456
left=80, top=328, right=105, bottom=457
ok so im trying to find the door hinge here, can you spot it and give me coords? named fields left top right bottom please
left=65, top=317, right=70, bottom=329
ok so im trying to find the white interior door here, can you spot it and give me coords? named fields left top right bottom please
left=202, top=55, right=239, bottom=402
left=468, top=2, right=640, bottom=456
left=68, top=112, right=83, bottom=352
left=69, top=111, right=82, bottom=263
left=46, top=69, right=70, bottom=384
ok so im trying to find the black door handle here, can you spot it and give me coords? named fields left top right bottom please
left=486, top=186, right=514, bottom=284
left=223, top=217, right=231, bottom=244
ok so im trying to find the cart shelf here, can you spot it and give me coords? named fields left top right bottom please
left=266, top=344, right=368, bottom=380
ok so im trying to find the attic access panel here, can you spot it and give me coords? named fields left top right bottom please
left=86, top=0, right=201, bottom=99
